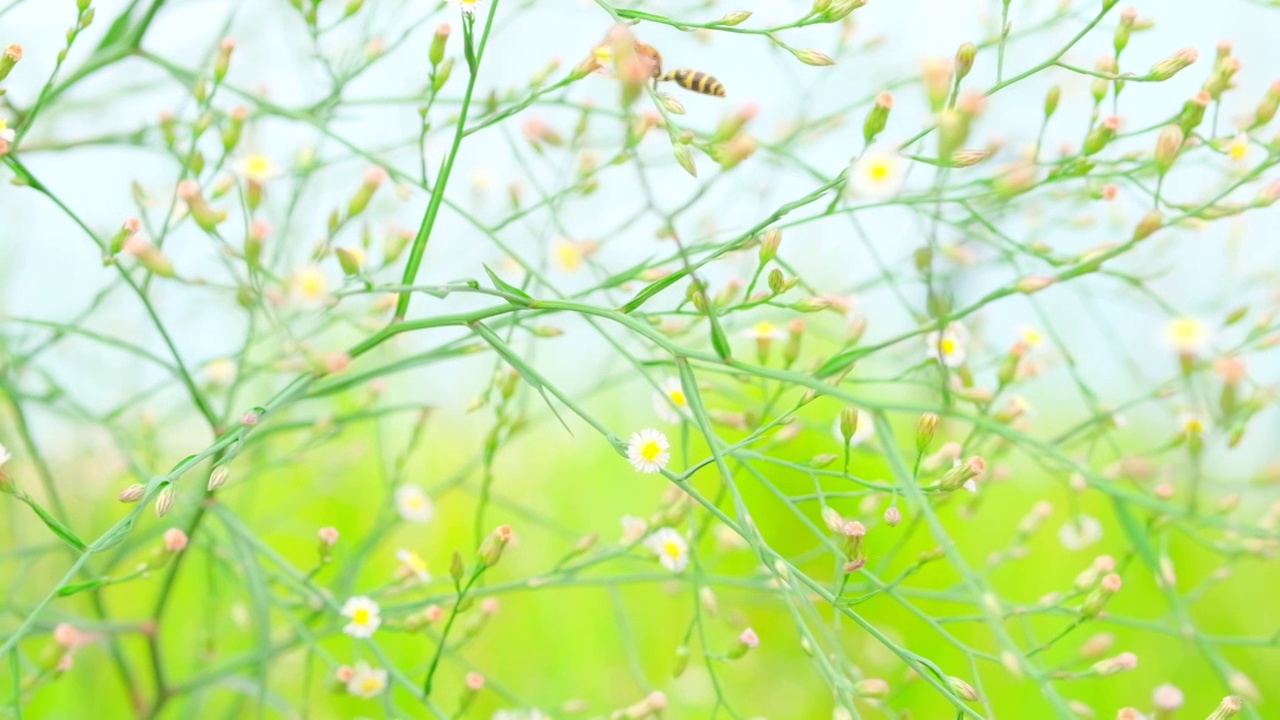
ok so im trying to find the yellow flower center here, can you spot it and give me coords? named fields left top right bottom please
left=1228, top=137, right=1248, bottom=161
left=662, top=541, right=682, bottom=559
left=1020, top=327, right=1043, bottom=346
left=1183, top=417, right=1205, bottom=434
left=296, top=269, right=327, bottom=298
left=555, top=241, right=583, bottom=272
left=868, top=161, right=891, bottom=181
left=405, top=496, right=423, bottom=509
left=1168, top=317, right=1206, bottom=348
left=352, top=608, right=370, bottom=625
left=640, top=440, right=663, bottom=462
left=939, top=337, right=957, bottom=355
left=359, top=676, right=382, bottom=693
left=668, top=390, right=686, bottom=406
left=753, top=321, right=775, bottom=337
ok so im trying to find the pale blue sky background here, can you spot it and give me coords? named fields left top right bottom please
left=2, top=0, right=1277, bottom=477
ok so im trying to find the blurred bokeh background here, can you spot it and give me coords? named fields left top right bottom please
left=2, top=0, right=1278, bottom=717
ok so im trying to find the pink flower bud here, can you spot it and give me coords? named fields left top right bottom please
left=318, top=526, right=340, bottom=546
left=163, top=528, right=188, bottom=553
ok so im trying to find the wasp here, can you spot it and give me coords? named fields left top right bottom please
left=631, top=38, right=727, bottom=98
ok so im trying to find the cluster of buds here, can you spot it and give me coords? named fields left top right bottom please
left=862, top=92, right=893, bottom=145
left=1207, top=696, right=1243, bottom=720
left=1203, top=41, right=1241, bottom=100
left=933, top=455, right=986, bottom=493
left=610, top=690, right=667, bottom=719
left=853, top=678, right=889, bottom=699
left=477, top=524, right=513, bottom=567
left=946, top=676, right=979, bottom=702
left=0, top=43, right=21, bottom=84
left=1248, top=80, right=1280, bottom=130
left=178, top=181, right=227, bottom=232
left=822, top=509, right=867, bottom=571
left=937, top=90, right=985, bottom=163
left=521, top=115, right=564, bottom=152
left=922, top=58, right=954, bottom=113
left=1153, top=124, right=1185, bottom=178
left=427, top=23, right=454, bottom=92
left=1083, top=115, right=1121, bottom=156
left=812, top=0, right=866, bottom=22
left=1073, top=554, right=1116, bottom=591
left=1147, top=46, right=1199, bottom=81
left=347, top=166, right=388, bottom=219
left=709, top=103, right=760, bottom=170
left=1090, top=651, right=1138, bottom=676
left=725, top=627, right=759, bottom=660
left=1080, top=572, right=1122, bottom=618
left=916, top=412, right=938, bottom=453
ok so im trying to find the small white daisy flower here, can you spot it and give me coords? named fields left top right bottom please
left=1227, top=133, right=1249, bottom=163
left=205, top=358, right=236, bottom=385
left=626, top=428, right=670, bottom=474
left=345, top=655, right=384, bottom=696
left=346, top=661, right=387, bottom=698
left=395, top=484, right=434, bottom=523
left=847, top=145, right=907, bottom=200
left=645, top=527, right=689, bottom=572
left=395, top=548, right=431, bottom=583
left=340, top=596, right=381, bottom=638
left=1058, top=515, right=1103, bottom=551
left=449, top=0, right=484, bottom=15
left=1180, top=412, right=1206, bottom=435
left=493, top=711, right=549, bottom=720
left=1017, top=325, right=1043, bottom=348
left=831, top=409, right=874, bottom=447
left=1164, top=316, right=1210, bottom=354
left=925, top=322, right=969, bottom=368
left=290, top=264, right=330, bottom=305
left=620, top=515, right=649, bottom=544
left=653, top=377, right=691, bottom=424
left=742, top=321, right=785, bottom=340
left=0, top=119, right=14, bottom=143
left=234, top=153, right=279, bottom=184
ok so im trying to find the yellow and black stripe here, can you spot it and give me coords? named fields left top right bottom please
left=661, top=69, right=726, bottom=97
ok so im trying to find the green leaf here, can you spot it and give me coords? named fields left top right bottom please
left=815, top=348, right=859, bottom=378
left=94, top=0, right=143, bottom=52
left=57, top=579, right=105, bottom=597
left=620, top=270, right=688, bottom=314
left=19, top=496, right=87, bottom=552
left=708, top=313, right=732, bottom=362
left=599, top=257, right=657, bottom=290
left=482, top=264, right=532, bottom=304
left=90, top=515, right=135, bottom=553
